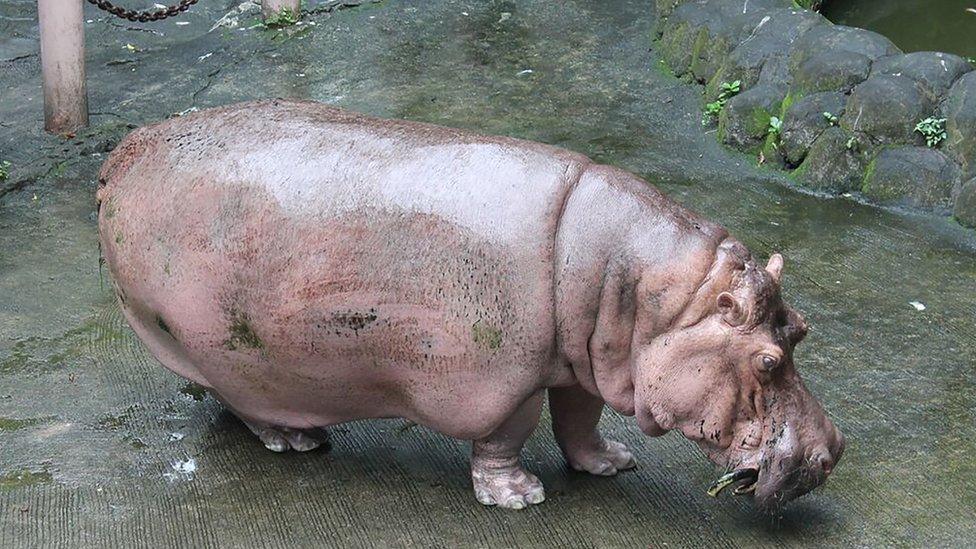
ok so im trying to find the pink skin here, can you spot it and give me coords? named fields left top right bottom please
left=97, top=100, right=843, bottom=511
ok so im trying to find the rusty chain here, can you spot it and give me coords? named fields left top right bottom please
left=85, top=0, right=199, bottom=22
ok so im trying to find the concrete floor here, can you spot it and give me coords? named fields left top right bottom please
left=2, top=0, right=975, bottom=546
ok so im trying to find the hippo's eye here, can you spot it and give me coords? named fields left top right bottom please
left=759, top=355, right=780, bottom=371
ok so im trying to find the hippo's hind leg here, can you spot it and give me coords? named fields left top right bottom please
left=240, top=418, right=330, bottom=453
left=549, top=384, right=636, bottom=475
left=470, top=390, right=546, bottom=510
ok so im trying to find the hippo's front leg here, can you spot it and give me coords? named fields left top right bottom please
left=470, top=391, right=546, bottom=509
left=549, top=384, right=636, bottom=475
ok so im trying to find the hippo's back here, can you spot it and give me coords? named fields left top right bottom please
left=97, top=100, right=589, bottom=435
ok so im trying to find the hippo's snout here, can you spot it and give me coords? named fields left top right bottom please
left=748, top=420, right=845, bottom=511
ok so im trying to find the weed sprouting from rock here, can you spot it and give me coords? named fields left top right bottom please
left=914, top=117, right=947, bottom=148
left=702, top=80, right=741, bottom=125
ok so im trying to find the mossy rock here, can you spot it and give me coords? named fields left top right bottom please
left=871, top=52, right=974, bottom=103
left=791, top=49, right=871, bottom=95
left=795, top=126, right=868, bottom=193
left=942, top=72, right=976, bottom=179
left=689, top=27, right=734, bottom=84
left=760, top=132, right=789, bottom=169
left=659, top=20, right=696, bottom=76
left=788, top=25, right=901, bottom=73
left=718, top=84, right=786, bottom=153
left=861, top=146, right=962, bottom=213
left=654, top=0, right=686, bottom=19
left=659, top=0, right=789, bottom=81
left=840, top=75, right=931, bottom=145
left=705, top=8, right=825, bottom=98
left=793, top=0, right=822, bottom=9
left=780, top=91, right=846, bottom=165
left=953, top=178, right=976, bottom=227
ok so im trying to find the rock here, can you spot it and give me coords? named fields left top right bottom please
left=954, top=178, right=976, bottom=227
left=941, top=71, right=976, bottom=178
left=795, top=126, right=867, bottom=193
left=780, top=91, right=847, bottom=165
left=661, top=0, right=791, bottom=82
left=718, top=84, right=786, bottom=153
left=659, top=2, right=718, bottom=77
left=706, top=8, right=825, bottom=97
left=688, top=13, right=751, bottom=84
left=861, top=146, right=962, bottom=213
left=841, top=75, right=931, bottom=145
left=871, top=52, right=973, bottom=103
left=789, top=25, right=901, bottom=71
left=791, top=50, right=871, bottom=95
left=655, top=0, right=691, bottom=20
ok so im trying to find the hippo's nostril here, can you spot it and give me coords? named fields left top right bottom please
left=811, top=451, right=834, bottom=476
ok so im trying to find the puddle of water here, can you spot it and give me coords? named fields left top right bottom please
left=822, top=0, right=976, bottom=58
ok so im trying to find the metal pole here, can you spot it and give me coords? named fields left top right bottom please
left=38, top=0, right=89, bottom=133
left=262, top=0, right=301, bottom=22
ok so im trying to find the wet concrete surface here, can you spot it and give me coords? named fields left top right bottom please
left=2, top=0, right=975, bottom=546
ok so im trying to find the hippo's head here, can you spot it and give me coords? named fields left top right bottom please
left=629, top=244, right=845, bottom=511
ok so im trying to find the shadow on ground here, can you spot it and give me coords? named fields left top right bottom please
left=1, top=0, right=975, bottom=546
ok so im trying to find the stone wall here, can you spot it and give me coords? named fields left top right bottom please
left=655, top=0, right=976, bottom=228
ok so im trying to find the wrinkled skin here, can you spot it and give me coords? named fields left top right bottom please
left=97, top=100, right=843, bottom=511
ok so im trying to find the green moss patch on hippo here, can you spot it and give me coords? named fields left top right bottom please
left=224, top=311, right=264, bottom=351
left=472, top=320, right=503, bottom=350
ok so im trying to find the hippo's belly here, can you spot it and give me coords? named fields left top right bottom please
left=98, top=100, right=588, bottom=439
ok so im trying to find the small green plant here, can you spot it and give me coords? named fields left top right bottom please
left=264, top=6, right=299, bottom=27
left=845, top=135, right=858, bottom=152
left=968, top=56, right=976, bottom=67
left=822, top=111, right=838, bottom=126
left=718, top=80, right=741, bottom=98
left=914, top=117, right=947, bottom=147
left=701, top=80, right=742, bottom=125
left=768, top=116, right=783, bottom=136
left=0, top=160, right=10, bottom=182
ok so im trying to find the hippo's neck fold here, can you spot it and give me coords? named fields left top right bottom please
left=551, top=164, right=729, bottom=414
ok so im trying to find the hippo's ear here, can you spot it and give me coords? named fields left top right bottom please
left=766, top=253, right=784, bottom=283
left=717, top=292, right=747, bottom=327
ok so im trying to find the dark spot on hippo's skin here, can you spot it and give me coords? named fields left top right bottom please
left=224, top=311, right=263, bottom=351
left=332, top=310, right=378, bottom=335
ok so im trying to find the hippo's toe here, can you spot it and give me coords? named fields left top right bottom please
left=471, top=463, right=546, bottom=510
left=566, top=439, right=636, bottom=476
left=240, top=419, right=329, bottom=453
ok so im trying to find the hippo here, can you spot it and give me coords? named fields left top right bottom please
left=97, top=99, right=844, bottom=511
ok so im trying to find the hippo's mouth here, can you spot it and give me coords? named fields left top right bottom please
left=706, top=467, right=759, bottom=497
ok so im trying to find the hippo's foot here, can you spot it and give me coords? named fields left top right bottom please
left=564, top=438, right=636, bottom=476
left=241, top=420, right=329, bottom=453
left=471, top=458, right=546, bottom=510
